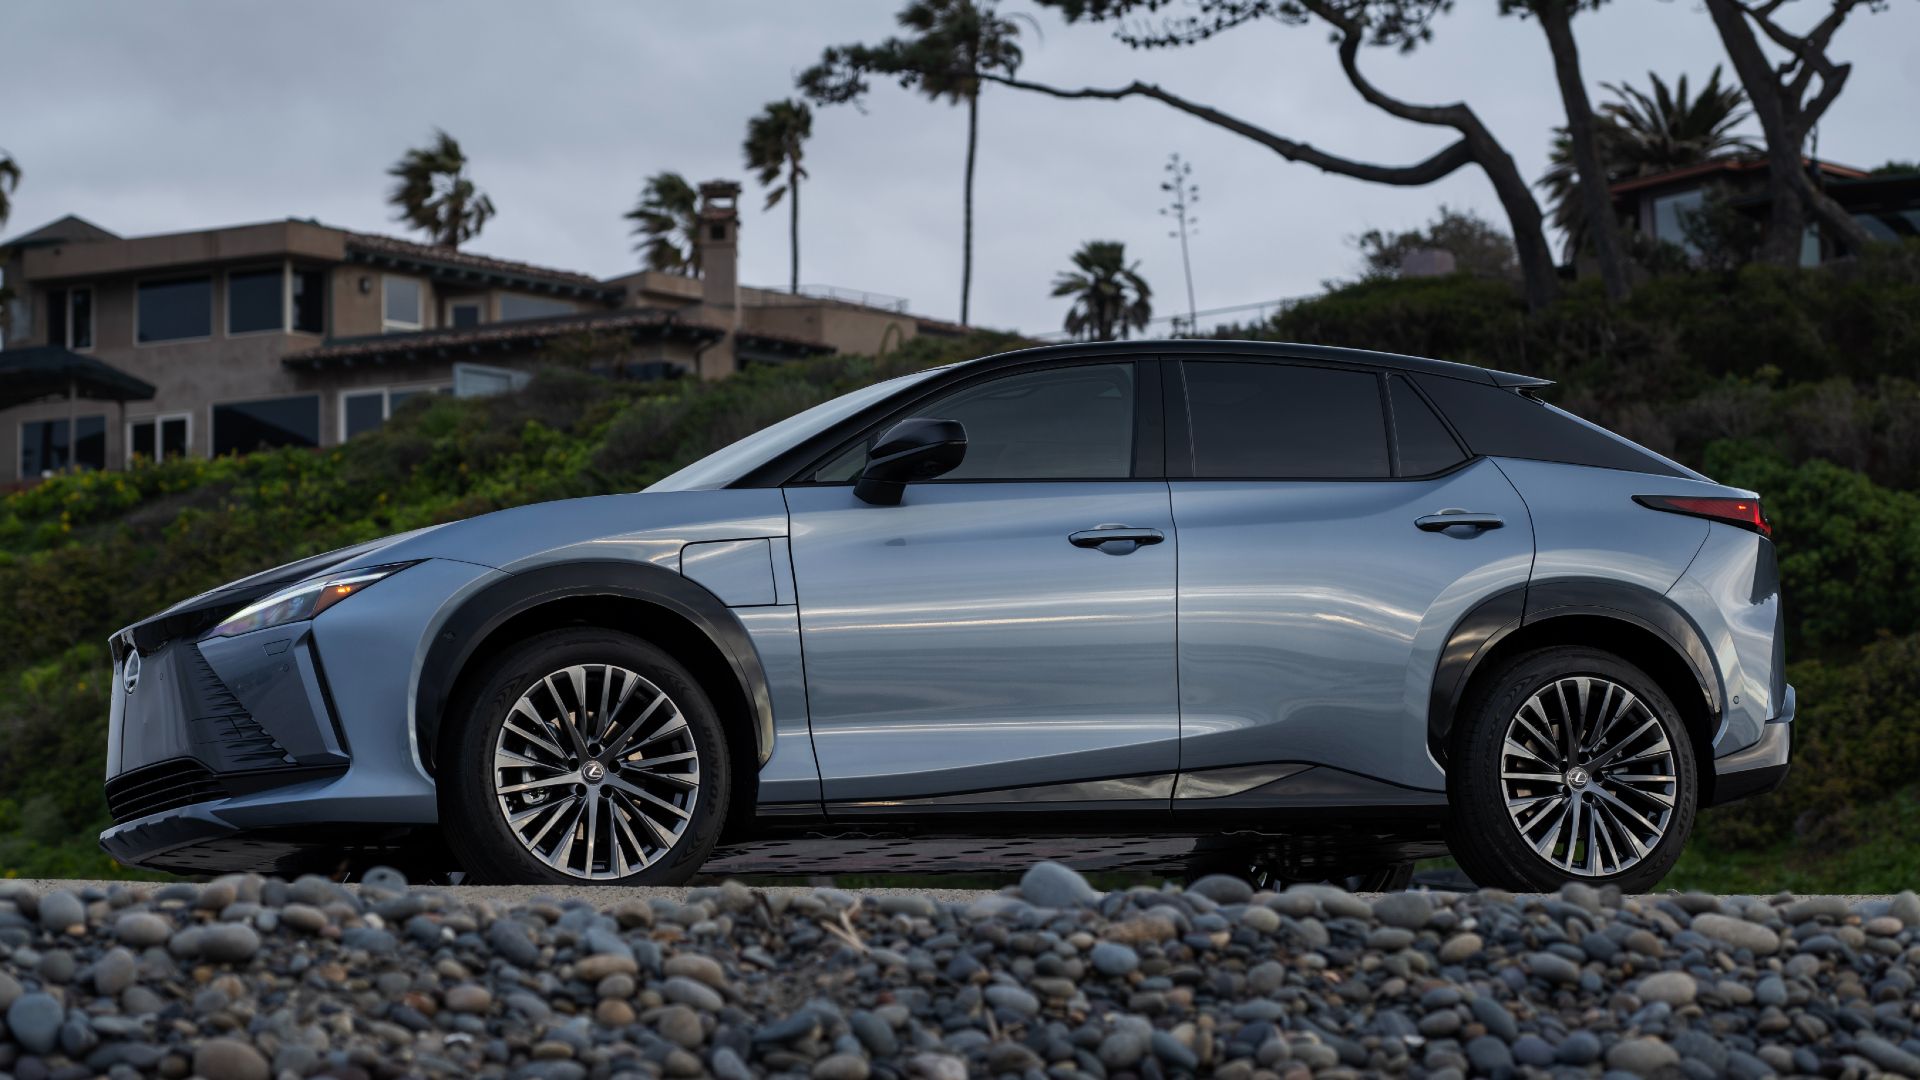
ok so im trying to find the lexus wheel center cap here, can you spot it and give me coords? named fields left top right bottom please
left=1565, top=766, right=1591, bottom=789
left=582, top=761, right=606, bottom=783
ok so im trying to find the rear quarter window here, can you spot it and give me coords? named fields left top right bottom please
left=1413, top=374, right=1683, bottom=477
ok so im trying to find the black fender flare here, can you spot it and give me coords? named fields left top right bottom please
left=1429, top=578, right=1723, bottom=761
left=414, top=560, right=774, bottom=772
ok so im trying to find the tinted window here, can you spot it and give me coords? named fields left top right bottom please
left=213, top=395, right=320, bottom=455
left=343, top=392, right=386, bottom=439
left=383, top=276, right=422, bottom=329
left=138, top=277, right=213, bottom=343
left=20, top=416, right=106, bottom=476
left=228, top=268, right=284, bottom=334
left=499, top=294, right=576, bottom=322
left=1412, top=374, right=1684, bottom=477
left=1388, top=376, right=1466, bottom=475
left=129, top=417, right=189, bottom=463
left=292, top=269, right=325, bottom=333
left=819, top=364, right=1136, bottom=482
left=69, top=287, right=93, bottom=349
left=1183, top=361, right=1388, bottom=478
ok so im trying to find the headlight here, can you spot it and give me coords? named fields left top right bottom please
left=206, top=562, right=416, bottom=639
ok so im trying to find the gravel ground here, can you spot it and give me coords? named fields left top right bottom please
left=2, top=868, right=1919, bottom=1079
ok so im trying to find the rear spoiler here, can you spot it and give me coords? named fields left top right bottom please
left=1485, top=367, right=1554, bottom=391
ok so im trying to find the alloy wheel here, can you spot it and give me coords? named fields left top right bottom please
left=1498, top=675, right=1678, bottom=877
left=491, top=664, right=700, bottom=880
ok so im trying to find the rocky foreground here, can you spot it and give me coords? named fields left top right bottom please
left=2, top=868, right=1920, bottom=1079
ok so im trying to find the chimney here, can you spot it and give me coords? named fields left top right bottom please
left=697, top=182, right=741, bottom=313
left=694, top=180, right=742, bottom=379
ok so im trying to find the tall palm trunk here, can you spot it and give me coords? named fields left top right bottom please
left=962, top=93, right=978, bottom=325
left=789, top=160, right=801, bottom=293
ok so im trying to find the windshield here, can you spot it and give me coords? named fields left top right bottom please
left=647, top=368, right=944, bottom=491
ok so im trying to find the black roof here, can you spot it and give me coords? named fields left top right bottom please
left=0, top=346, right=157, bottom=410
left=952, top=339, right=1550, bottom=388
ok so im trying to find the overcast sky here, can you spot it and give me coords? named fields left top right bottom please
left=3, top=1, right=1916, bottom=335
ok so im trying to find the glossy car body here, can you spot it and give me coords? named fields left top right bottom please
left=100, top=341, right=1792, bottom=881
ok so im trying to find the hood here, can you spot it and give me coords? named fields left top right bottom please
left=118, top=524, right=448, bottom=652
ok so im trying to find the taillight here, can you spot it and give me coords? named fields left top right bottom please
left=1633, top=495, right=1772, bottom=538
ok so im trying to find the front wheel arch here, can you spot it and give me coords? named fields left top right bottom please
left=416, top=562, right=769, bottom=828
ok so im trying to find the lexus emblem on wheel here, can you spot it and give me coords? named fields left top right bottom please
left=581, top=760, right=605, bottom=783
left=122, top=649, right=141, bottom=695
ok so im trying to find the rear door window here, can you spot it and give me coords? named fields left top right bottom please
left=1181, top=361, right=1389, bottom=478
left=1388, top=376, right=1468, bottom=476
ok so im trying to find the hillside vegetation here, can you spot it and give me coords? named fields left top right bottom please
left=2, top=246, right=1917, bottom=888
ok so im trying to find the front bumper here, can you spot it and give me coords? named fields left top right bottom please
left=1705, top=683, right=1794, bottom=807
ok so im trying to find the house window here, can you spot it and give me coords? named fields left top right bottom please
left=1651, top=189, right=1706, bottom=256
left=20, top=416, right=107, bottom=477
left=45, top=287, right=94, bottom=350
left=498, top=294, right=576, bottom=322
left=212, top=395, right=320, bottom=456
left=129, top=414, right=191, bottom=464
left=453, top=362, right=531, bottom=398
left=292, top=268, right=326, bottom=333
left=228, top=268, right=285, bottom=335
left=137, top=276, right=214, bottom=343
left=383, top=275, right=423, bottom=331
left=448, top=300, right=483, bottom=329
left=340, top=385, right=451, bottom=440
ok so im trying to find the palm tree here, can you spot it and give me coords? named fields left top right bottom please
left=0, top=149, right=19, bottom=231
left=1051, top=241, right=1151, bottom=341
left=744, top=100, right=813, bottom=294
left=1538, top=68, right=1756, bottom=259
left=800, top=0, right=1028, bottom=326
left=625, top=172, right=702, bottom=275
left=387, top=129, right=495, bottom=250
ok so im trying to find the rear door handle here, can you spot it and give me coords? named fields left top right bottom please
left=1069, top=525, right=1165, bottom=553
left=1416, top=511, right=1505, bottom=532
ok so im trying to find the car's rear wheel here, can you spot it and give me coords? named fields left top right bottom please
left=442, top=629, right=730, bottom=885
left=1445, top=646, right=1696, bottom=893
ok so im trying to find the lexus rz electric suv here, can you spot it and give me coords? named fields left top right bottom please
left=100, top=341, right=1791, bottom=891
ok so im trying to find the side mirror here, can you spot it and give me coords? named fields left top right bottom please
left=855, top=418, right=967, bottom=506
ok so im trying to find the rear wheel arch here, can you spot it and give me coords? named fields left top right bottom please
left=1432, top=583, right=1721, bottom=797
left=416, top=561, right=769, bottom=824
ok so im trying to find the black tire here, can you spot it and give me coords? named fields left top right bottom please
left=441, top=628, right=731, bottom=885
left=1445, top=646, right=1697, bottom=893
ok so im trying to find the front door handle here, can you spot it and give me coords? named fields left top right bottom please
left=1416, top=511, right=1505, bottom=532
left=1069, top=525, right=1165, bottom=554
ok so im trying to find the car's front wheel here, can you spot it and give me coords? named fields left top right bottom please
left=442, top=628, right=730, bottom=884
left=1445, top=646, right=1697, bottom=893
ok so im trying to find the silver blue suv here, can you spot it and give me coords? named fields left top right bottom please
left=100, top=341, right=1791, bottom=891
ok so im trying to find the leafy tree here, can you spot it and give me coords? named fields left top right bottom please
left=625, top=172, right=702, bottom=276
left=1537, top=68, right=1756, bottom=259
left=386, top=130, right=495, bottom=250
left=800, top=0, right=1028, bottom=325
left=1870, top=161, right=1920, bottom=176
left=1354, top=205, right=1519, bottom=281
left=744, top=100, right=813, bottom=294
left=1702, top=0, right=1880, bottom=264
left=1051, top=240, right=1152, bottom=340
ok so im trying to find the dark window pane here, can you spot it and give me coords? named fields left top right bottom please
left=917, top=363, right=1135, bottom=480
left=160, top=417, right=188, bottom=459
left=499, top=294, right=576, bottom=322
left=20, top=416, right=105, bottom=476
left=291, top=269, right=325, bottom=333
left=138, top=277, right=213, bottom=343
left=449, top=303, right=481, bottom=328
left=228, top=268, right=284, bottom=334
left=1389, top=376, right=1466, bottom=476
left=47, top=289, right=67, bottom=347
left=131, top=421, right=157, bottom=461
left=70, top=287, right=93, bottom=348
left=213, top=395, right=319, bottom=455
left=1183, top=361, right=1388, bottom=478
left=343, top=392, right=385, bottom=439
left=1412, top=374, right=1683, bottom=477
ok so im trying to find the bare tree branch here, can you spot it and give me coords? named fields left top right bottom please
left=978, top=73, right=1477, bottom=185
